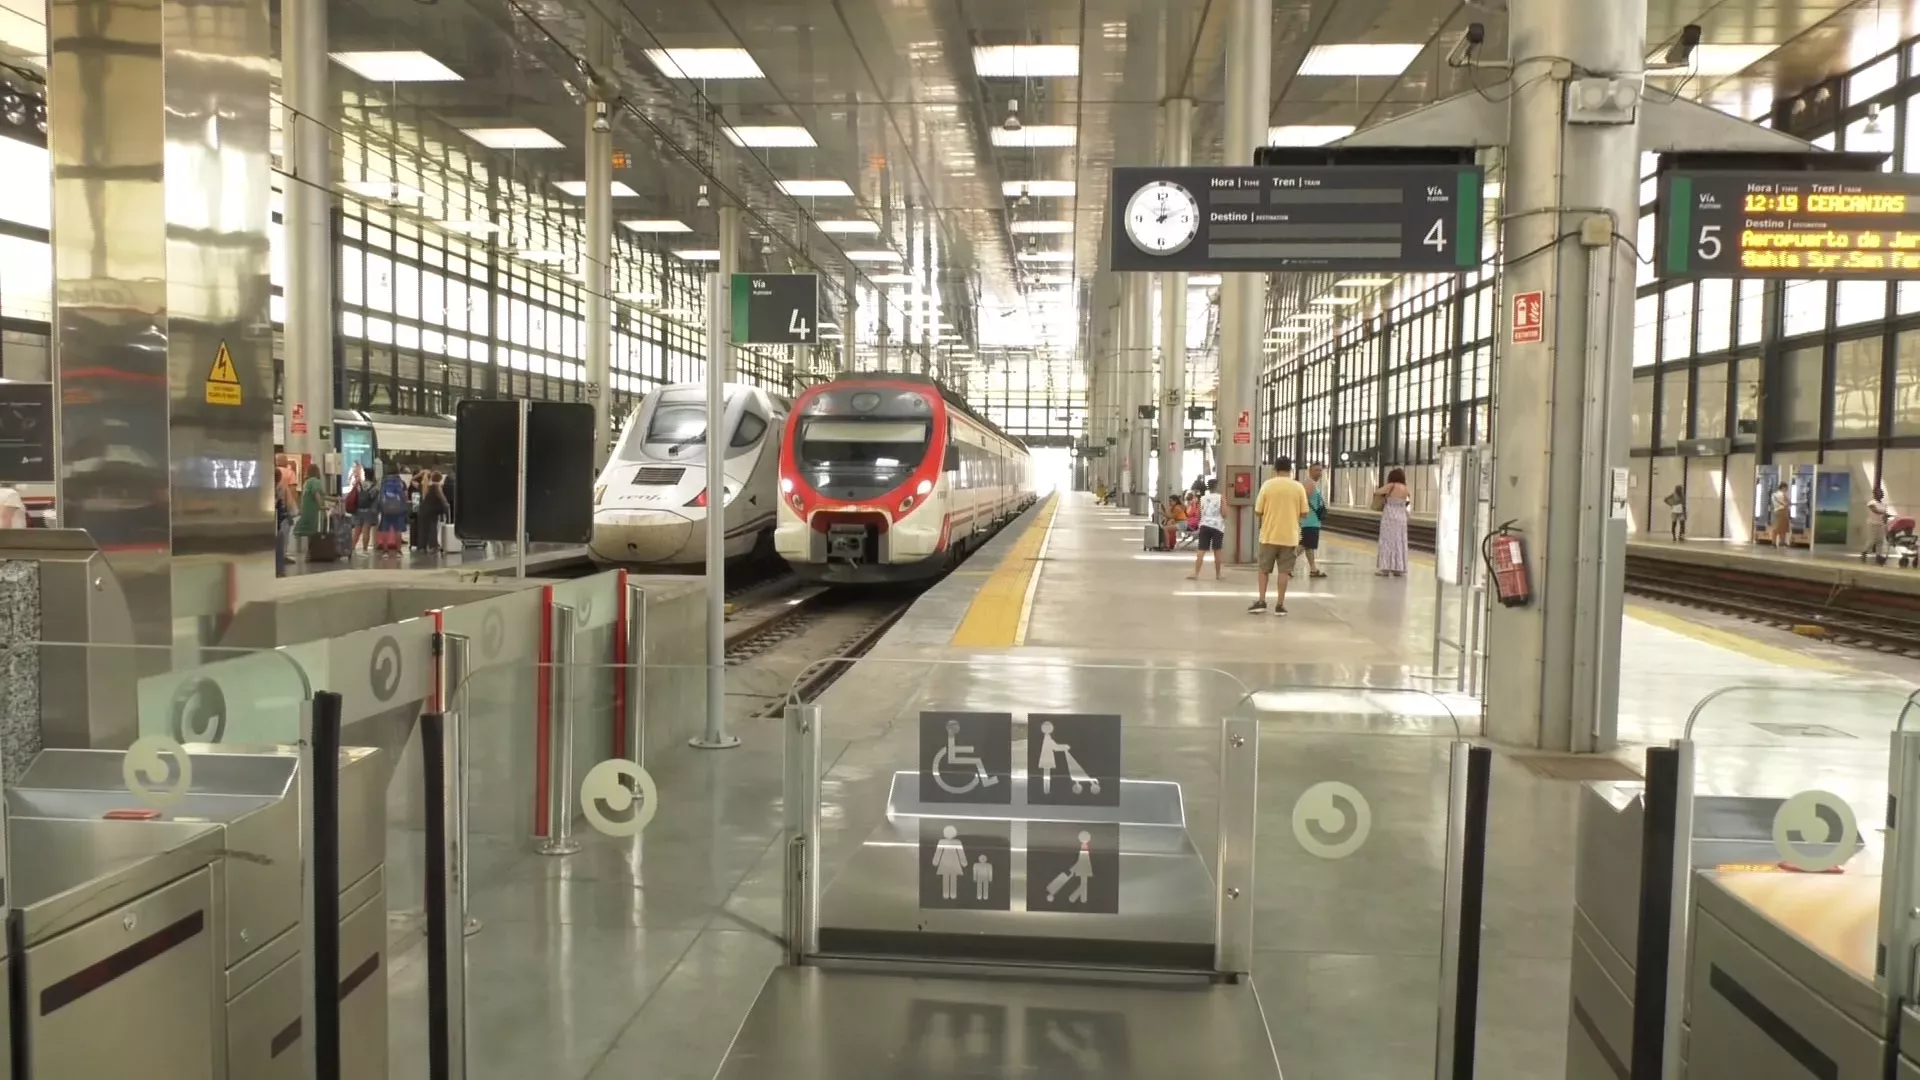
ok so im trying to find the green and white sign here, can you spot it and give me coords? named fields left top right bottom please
left=730, top=273, right=819, bottom=344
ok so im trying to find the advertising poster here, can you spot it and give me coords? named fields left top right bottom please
left=1814, top=469, right=1852, bottom=547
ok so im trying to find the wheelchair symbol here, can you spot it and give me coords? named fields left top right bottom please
left=931, top=719, right=1000, bottom=795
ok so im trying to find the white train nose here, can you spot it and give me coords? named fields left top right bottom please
left=590, top=509, right=694, bottom=562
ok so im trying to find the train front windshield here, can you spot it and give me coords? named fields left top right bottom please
left=616, top=399, right=718, bottom=463
left=797, top=418, right=932, bottom=497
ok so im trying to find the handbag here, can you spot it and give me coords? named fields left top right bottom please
left=1370, top=491, right=1388, bottom=512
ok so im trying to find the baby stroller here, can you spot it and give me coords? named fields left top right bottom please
left=1889, top=515, right=1919, bottom=568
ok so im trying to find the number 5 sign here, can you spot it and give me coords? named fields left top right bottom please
left=731, top=273, right=820, bottom=345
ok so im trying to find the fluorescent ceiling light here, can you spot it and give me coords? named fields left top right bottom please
left=673, top=249, right=722, bottom=261
left=1188, top=274, right=1222, bottom=286
left=330, top=50, right=462, bottom=82
left=620, top=219, right=692, bottom=233
left=1268, top=124, right=1355, bottom=146
left=870, top=273, right=916, bottom=284
left=1003, top=180, right=1076, bottom=198
left=1662, top=43, right=1775, bottom=76
left=1291, top=312, right=1336, bottom=322
left=972, top=44, right=1080, bottom=78
left=1312, top=296, right=1364, bottom=306
left=613, top=291, right=657, bottom=304
left=514, top=250, right=568, bottom=264
left=1011, top=220, right=1074, bottom=234
left=461, top=127, right=562, bottom=150
left=1017, top=251, right=1074, bottom=263
left=644, top=47, right=765, bottom=80
left=845, top=250, right=903, bottom=262
left=777, top=179, right=855, bottom=197
left=1297, top=43, right=1424, bottom=77
left=1026, top=274, right=1072, bottom=284
left=339, top=180, right=424, bottom=202
left=820, top=333, right=844, bottom=340
left=552, top=180, right=639, bottom=198
left=724, top=125, right=817, bottom=148
left=817, top=219, right=880, bottom=234
left=1265, top=327, right=1310, bottom=336
left=439, top=220, right=501, bottom=236
left=991, top=125, right=1077, bottom=148
left=1483, top=182, right=1502, bottom=199
left=1336, top=277, right=1395, bottom=287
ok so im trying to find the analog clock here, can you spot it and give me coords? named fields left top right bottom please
left=1124, top=180, right=1200, bottom=256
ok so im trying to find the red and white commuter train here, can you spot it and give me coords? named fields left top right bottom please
left=776, top=373, right=1036, bottom=584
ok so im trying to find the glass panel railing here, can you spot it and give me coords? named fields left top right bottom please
left=794, top=655, right=1244, bottom=971
left=1238, top=683, right=1470, bottom=1077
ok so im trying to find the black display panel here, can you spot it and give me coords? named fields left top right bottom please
left=1657, top=169, right=1920, bottom=278
left=1109, top=164, right=1483, bottom=274
left=454, top=399, right=594, bottom=543
left=0, top=381, right=53, bottom=482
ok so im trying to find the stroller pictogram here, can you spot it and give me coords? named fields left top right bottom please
left=1034, top=720, right=1099, bottom=796
left=931, top=719, right=1001, bottom=795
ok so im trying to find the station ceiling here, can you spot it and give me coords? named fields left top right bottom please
left=0, top=0, right=1908, bottom=399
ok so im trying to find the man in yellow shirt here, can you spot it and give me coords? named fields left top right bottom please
left=1249, top=456, right=1309, bottom=616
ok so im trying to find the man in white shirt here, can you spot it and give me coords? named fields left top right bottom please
left=1186, top=478, right=1225, bottom=581
left=1865, top=489, right=1892, bottom=563
left=0, top=484, right=27, bottom=529
left=1771, top=483, right=1790, bottom=549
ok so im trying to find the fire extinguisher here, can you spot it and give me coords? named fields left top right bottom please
left=1482, top=521, right=1532, bottom=608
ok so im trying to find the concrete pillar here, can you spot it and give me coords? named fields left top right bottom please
left=1218, top=0, right=1270, bottom=560
left=1485, top=0, right=1644, bottom=751
left=717, top=203, right=741, bottom=382
left=1127, top=274, right=1153, bottom=514
left=281, top=0, right=332, bottom=478
left=841, top=268, right=856, bottom=373
left=49, top=0, right=275, bottom=684
left=583, top=22, right=613, bottom=468
left=1158, top=91, right=1193, bottom=503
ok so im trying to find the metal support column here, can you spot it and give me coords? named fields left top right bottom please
left=694, top=271, right=740, bottom=750
left=583, top=23, right=614, bottom=470
left=841, top=268, right=857, bottom=373
left=717, top=204, right=741, bottom=382
left=281, top=0, right=333, bottom=472
left=1483, top=0, right=1644, bottom=751
left=538, top=604, right=582, bottom=856
left=1219, top=0, right=1271, bottom=562
left=1158, top=89, right=1192, bottom=503
left=1129, top=274, right=1154, bottom=514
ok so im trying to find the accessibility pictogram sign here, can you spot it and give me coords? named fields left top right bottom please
left=205, top=341, right=241, bottom=406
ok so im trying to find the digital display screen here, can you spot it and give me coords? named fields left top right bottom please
left=1658, top=169, right=1920, bottom=278
left=1109, top=164, right=1484, bottom=274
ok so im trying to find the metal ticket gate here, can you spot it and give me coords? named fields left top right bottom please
left=712, top=657, right=1491, bottom=1080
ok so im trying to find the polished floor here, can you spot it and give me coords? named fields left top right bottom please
left=385, top=491, right=1917, bottom=1079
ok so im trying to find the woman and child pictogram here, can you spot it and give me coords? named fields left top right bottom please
left=931, top=824, right=1097, bottom=905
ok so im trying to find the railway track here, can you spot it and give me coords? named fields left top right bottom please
left=1320, top=509, right=1920, bottom=658
left=721, top=583, right=925, bottom=717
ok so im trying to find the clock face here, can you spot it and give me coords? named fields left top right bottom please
left=1124, top=181, right=1200, bottom=255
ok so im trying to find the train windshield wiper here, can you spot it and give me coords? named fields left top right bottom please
left=667, top=431, right=707, bottom=456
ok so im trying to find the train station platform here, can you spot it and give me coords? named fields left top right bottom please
left=404, top=490, right=1920, bottom=1080
left=279, top=541, right=592, bottom=583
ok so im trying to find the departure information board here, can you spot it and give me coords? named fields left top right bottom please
left=1109, top=164, right=1484, bottom=274
left=1658, top=169, right=1920, bottom=278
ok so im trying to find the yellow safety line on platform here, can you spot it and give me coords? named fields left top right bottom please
left=1624, top=603, right=1849, bottom=672
left=1327, top=531, right=1844, bottom=671
left=950, top=495, right=1058, bottom=648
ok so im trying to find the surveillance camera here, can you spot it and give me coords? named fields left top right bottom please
left=1446, top=23, right=1485, bottom=67
left=1663, top=24, right=1703, bottom=66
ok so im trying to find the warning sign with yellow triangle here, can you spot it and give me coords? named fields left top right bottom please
left=205, top=341, right=241, bottom=406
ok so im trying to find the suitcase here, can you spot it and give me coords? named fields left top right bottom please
left=439, top=522, right=460, bottom=551
left=1143, top=523, right=1168, bottom=552
left=307, top=530, right=343, bottom=563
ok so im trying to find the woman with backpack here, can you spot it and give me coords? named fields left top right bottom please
left=375, top=472, right=410, bottom=553
left=419, top=473, right=451, bottom=553
left=347, top=466, right=379, bottom=554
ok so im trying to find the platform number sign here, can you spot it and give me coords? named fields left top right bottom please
left=731, top=273, right=820, bottom=345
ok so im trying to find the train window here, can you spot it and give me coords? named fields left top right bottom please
left=732, top=413, right=767, bottom=447
left=647, top=404, right=706, bottom=443
left=944, top=443, right=960, bottom=473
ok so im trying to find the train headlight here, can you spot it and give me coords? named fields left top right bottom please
left=780, top=477, right=794, bottom=494
left=788, top=492, right=804, bottom=510
left=915, top=479, right=932, bottom=496
left=898, top=494, right=916, bottom=513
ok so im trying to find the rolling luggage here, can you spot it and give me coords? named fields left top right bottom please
left=307, top=530, right=343, bottom=562
left=1143, top=523, right=1168, bottom=552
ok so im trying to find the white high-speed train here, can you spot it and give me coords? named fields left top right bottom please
left=589, top=383, right=789, bottom=567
